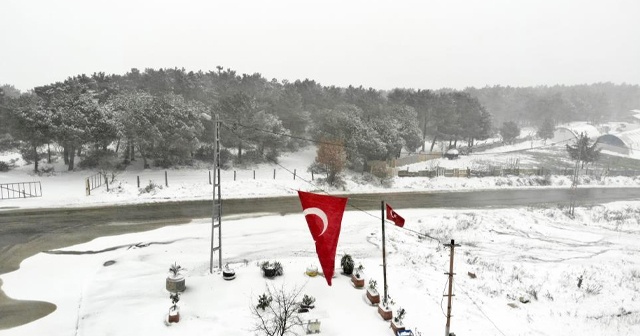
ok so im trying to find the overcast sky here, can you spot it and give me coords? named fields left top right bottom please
left=1, top=0, right=639, bottom=92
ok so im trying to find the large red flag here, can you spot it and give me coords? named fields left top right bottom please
left=298, top=191, right=348, bottom=286
left=386, top=204, right=405, bottom=227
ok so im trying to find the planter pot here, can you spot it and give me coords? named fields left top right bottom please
left=351, top=274, right=365, bottom=288
left=263, top=268, right=277, bottom=278
left=306, top=319, right=321, bottom=334
left=168, top=310, right=180, bottom=323
left=222, top=269, right=236, bottom=280
left=300, top=304, right=315, bottom=310
left=366, top=288, right=380, bottom=304
left=378, top=304, right=392, bottom=321
left=391, top=320, right=405, bottom=335
left=306, top=266, right=318, bottom=277
left=166, top=276, right=185, bottom=293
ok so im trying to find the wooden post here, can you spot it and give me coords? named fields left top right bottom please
left=444, top=239, right=461, bottom=336
left=85, top=178, right=90, bottom=196
left=137, top=176, right=140, bottom=188
left=253, top=170, right=256, bottom=179
left=165, top=171, right=168, bottom=187
left=311, top=171, right=314, bottom=180
left=234, top=170, right=236, bottom=181
left=273, top=169, right=276, bottom=179
left=294, top=169, right=297, bottom=180
left=209, top=170, right=212, bottom=185
left=105, top=177, right=109, bottom=192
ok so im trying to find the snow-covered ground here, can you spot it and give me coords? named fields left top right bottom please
left=1, top=141, right=640, bottom=335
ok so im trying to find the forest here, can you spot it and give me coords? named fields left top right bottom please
left=0, top=67, right=638, bottom=173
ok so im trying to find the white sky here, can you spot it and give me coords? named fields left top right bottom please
left=1, top=0, right=639, bottom=92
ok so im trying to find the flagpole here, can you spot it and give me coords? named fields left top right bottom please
left=381, top=200, right=388, bottom=304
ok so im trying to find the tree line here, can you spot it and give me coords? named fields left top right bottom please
left=0, top=68, right=637, bottom=173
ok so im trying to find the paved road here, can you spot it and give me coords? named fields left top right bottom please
left=1, top=187, right=640, bottom=329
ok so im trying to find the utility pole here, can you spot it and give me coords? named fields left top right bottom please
left=381, top=201, right=388, bottom=303
left=569, top=135, right=582, bottom=217
left=444, top=239, right=460, bottom=336
left=210, top=114, right=223, bottom=273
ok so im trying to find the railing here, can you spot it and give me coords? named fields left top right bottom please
left=0, top=181, right=42, bottom=200
left=85, top=173, right=105, bottom=196
left=398, top=166, right=635, bottom=178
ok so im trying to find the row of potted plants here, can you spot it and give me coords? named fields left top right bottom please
left=342, top=254, right=409, bottom=335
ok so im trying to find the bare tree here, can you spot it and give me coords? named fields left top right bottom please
left=251, top=283, right=305, bottom=336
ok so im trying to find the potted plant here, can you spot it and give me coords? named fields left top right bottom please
left=300, top=294, right=316, bottom=310
left=166, top=262, right=185, bottom=292
left=366, top=279, right=380, bottom=304
left=305, top=264, right=318, bottom=277
left=377, top=296, right=394, bottom=321
left=222, top=263, right=236, bottom=280
left=341, top=254, right=354, bottom=275
left=168, top=292, right=180, bottom=323
left=391, top=307, right=406, bottom=334
left=351, top=263, right=365, bottom=288
left=256, top=293, right=272, bottom=310
left=260, top=261, right=283, bottom=278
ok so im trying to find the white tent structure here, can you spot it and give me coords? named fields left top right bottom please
left=552, top=122, right=601, bottom=144
left=597, top=128, right=640, bottom=155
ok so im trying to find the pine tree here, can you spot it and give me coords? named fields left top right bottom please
left=566, top=133, right=601, bottom=168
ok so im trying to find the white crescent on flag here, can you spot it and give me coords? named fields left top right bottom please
left=303, top=207, right=329, bottom=237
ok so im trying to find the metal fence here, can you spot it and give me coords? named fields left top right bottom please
left=0, top=181, right=42, bottom=200
left=85, top=173, right=105, bottom=196
left=398, top=166, right=634, bottom=178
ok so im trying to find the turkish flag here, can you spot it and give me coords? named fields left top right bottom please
left=386, top=204, right=405, bottom=227
left=298, top=191, right=348, bottom=286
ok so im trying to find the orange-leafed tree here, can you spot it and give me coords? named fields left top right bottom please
left=314, top=139, right=346, bottom=187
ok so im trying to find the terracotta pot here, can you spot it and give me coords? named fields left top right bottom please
left=168, top=310, right=180, bottom=323
left=351, top=274, right=365, bottom=288
left=377, top=304, right=392, bottom=320
left=391, top=320, right=405, bottom=335
left=366, top=288, right=380, bottom=304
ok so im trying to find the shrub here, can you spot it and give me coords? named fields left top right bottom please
left=0, top=161, right=9, bottom=172
left=301, top=294, right=315, bottom=307
left=256, top=293, right=272, bottom=310
left=341, top=254, right=354, bottom=275
left=139, top=180, right=162, bottom=194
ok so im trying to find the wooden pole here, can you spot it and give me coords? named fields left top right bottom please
left=137, top=176, right=140, bottom=188
left=293, top=169, right=297, bottom=180
left=444, top=239, right=460, bottom=336
left=165, top=171, right=168, bottom=187
left=381, top=201, right=388, bottom=304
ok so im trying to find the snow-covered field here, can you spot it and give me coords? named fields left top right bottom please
left=1, top=139, right=640, bottom=335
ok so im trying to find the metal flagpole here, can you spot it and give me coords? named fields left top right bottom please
left=210, top=114, right=223, bottom=273
left=381, top=201, right=388, bottom=304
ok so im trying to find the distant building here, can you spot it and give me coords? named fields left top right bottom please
left=629, top=109, right=640, bottom=124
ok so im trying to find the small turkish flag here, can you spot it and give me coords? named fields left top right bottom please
left=386, top=204, right=405, bottom=227
left=298, top=191, right=348, bottom=286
